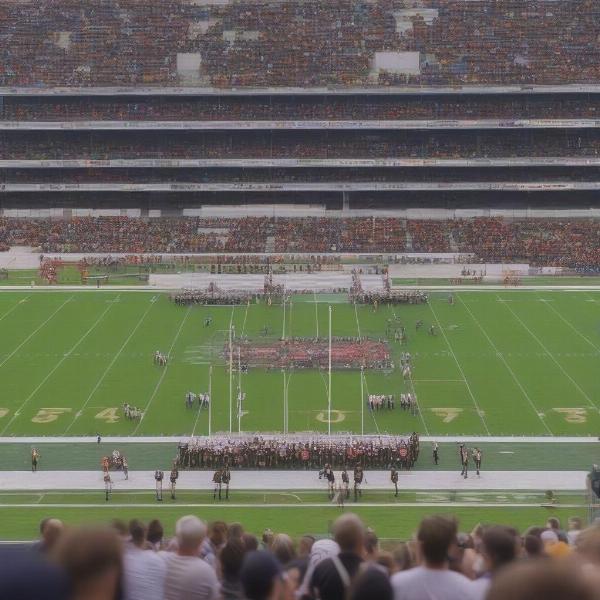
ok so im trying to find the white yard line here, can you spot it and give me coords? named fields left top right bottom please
left=406, top=374, right=431, bottom=436
left=354, top=303, right=362, bottom=339
left=428, top=300, right=492, bottom=435
left=0, top=295, right=29, bottom=326
left=132, top=306, right=192, bottom=434
left=0, top=502, right=590, bottom=509
left=241, top=302, right=249, bottom=337
left=313, top=289, right=319, bottom=338
left=0, top=295, right=73, bottom=372
left=62, top=298, right=154, bottom=434
left=0, top=296, right=111, bottom=435
left=500, top=296, right=600, bottom=412
left=0, top=435, right=595, bottom=444
left=458, top=296, right=553, bottom=435
left=541, top=294, right=600, bottom=353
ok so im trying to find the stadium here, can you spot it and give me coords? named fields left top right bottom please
left=1, top=1, right=600, bottom=599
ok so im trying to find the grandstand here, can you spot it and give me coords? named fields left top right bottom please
left=1, top=4, right=600, bottom=598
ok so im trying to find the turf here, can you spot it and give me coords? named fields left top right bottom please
left=0, top=500, right=585, bottom=542
left=1, top=441, right=597, bottom=471
left=0, top=289, right=599, bottom=437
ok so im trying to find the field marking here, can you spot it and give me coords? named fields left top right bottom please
left=406, top=374, right=430, bottom=435
left=0, top=296, right=118, bottom=435
left=499, top=296, right=600, bottom=412
left=0, top=502, right=590, bottom=509
left=241, top=302, right=249, bottom=337
left=0, top=295, right=29, bottom=327
left=62, top=298, right=155, bottom=434
left=0, top=295, right=73, bottom=372
left=428, top=301, right=491, bottom=435
left=360, top=373, right=381, bottom=435
left=413, top=379, right=464, bottom=383
left=354, top=303, right=362, bottom=339
left=458, top=296, right=553, bottom=435
left=540, top=294, right=600, bottom=354
left=0, top=297, right=114, bottom=435
left=132, top=306, right=192, bottom=434
left=313, top=290, right=319, bottom=338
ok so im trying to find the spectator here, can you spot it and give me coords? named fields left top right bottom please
left=34, top=517, right=64, bottom=555
left=54, top=527, right=123, bottom=600
left=242, top=533, right=259, bottom=552
left=364, top=530, right=379, bottom=562
left=218, top=538, right=247, bottom=600
left=0, top=545, right=69, bottom=600
left=308, top=513, right=366, bottom=600
left=470, top=526, right=518, bottom=600
left=200, top=521, right=228, bottom=569
left=390, top=515, right=476, bottom=600
left=271, top=533, right=296, bottom=566
left=391, top=542, right=414, bottom=573
left=567, top=517, right=583, bottom=545
left=486, top=559, right=598, bottom=600
left=240, top=551, right=288, bottom=600
left=540, top=530, right=571, bottom=558
left=122, top=519, right=166, bottom=600
left=546, top=517, right=569, bottom=543
left=162, top=515, right=219, bottom=600
left=350, top=565, right=394, bottom=600
left=523, top=534, right=544, bottom=559
left=261, top=528, right=274, bottom=550
left=147, top=519, right=165, bottom=550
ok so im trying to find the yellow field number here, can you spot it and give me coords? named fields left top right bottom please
left=430, top=408, right=463, bottom=423
left=553, top=408, right=587, bottom=424
left=31, top=408, right=72, bottom=423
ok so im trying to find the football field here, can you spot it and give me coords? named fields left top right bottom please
left=0, top=289, right=599, bottom=437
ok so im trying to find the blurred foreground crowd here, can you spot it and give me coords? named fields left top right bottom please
left=3, top=512, right=599, bottom=600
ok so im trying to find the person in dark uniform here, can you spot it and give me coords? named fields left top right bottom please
left=459, top=444, right=469, bottom=479
left=104, top=472, right=112, bottom=502
left=213, top=468, right=223, bottom=500
left=341, top=468, right=350, bottom=499
left=169, top=463, right=179, bottom=499
left=391, top=467, right=399, bottom=497
left=222, top=467, right=231, bottom=500
left=31, top=448, right=39, bottom=473
left=154, top=469, right=164, bottom=501
left=474, top=448, right=482, bottom=477
left=432, top=442, right=439, bottom=465
left=353, top=465, right=364, bottom=502
left=325, top=465, right=335, bottom=499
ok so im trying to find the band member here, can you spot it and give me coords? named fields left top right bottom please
left=324, top=465, right=335, bottom=499
left=170, top=463, right=179, bottom=500
left=459, top=444, right=469, bottom=479
left=102, top=456, right=110, bottom=474
left=448, top=294, right=454, bottom=305
left=154, top=469, right=164, bottom=501
left=391, top=467, right=399, bottom=497
left=429, top=324, right=436, bottom=336
left=222, top=467, right=231, bottom=500
left=31, top=448, right=39, bottom=473
left=432, top=442, right=439, bottom=465
left=474, top=448, right=482, bottom=476
left=122, top=457, right=129, bottom=480
left=341, top=468, right=350, bottom=499
left=104, top=472, right=112, bottom=502
left=213, top=468, right=222, bottom=500
left=353, top=465, right=364, bottom=502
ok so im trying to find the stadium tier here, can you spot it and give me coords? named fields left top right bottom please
left=1, top=0, right=600, bottom=87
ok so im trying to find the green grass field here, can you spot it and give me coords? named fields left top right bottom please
left=0, top=492, right=587, bottom=541
left=0, top=289, right=599, bottom=437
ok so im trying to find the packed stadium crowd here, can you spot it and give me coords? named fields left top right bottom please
left=4, top=130, right=600, bottom=160
left=4, top=216, right=600, bottom=269
left=2, top=0, right=599, bottom=88
left=5, top=95, right=600, bottom=122
left=178, top=435, right=419, bottom=471
left=7, top=511, right=599, bottom=600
